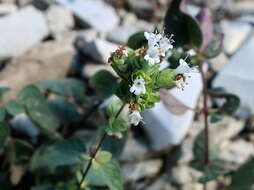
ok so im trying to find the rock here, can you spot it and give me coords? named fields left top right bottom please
left=10, top=114, right=39, bottom=140
left=237, top=14, right=254, bottom=25
left=219, top=139, right=254, bottom=168
left=170, top=165, right=198, bottom=185
left=0, top=4, right=17, bottom=15
left=55, top=29, right=97, bottom=43
left=0, top=6, right=48, bottom=59
left=107, top=20, right=153, bottom=44
left=142, top=72, right=203, bottom=150
left=46, top=5, right=74, bottom=37
left=122, top=12, right=137, bottom=25
left=120, top=137, right=148, bottom=162
left=16, top=0, right=32, bottom=7
left=146, top=175, right=176, bottom=190
left=213, top=35, right=254, bottom=117
left=228, top=0, right=254, bottom=15
left=128, top=0, right=153, bottom=12
left=220, top=20, right=252, bottom=55
left=210, top=53, right=229, bottom=72
left=0, top=40, right=74, bottom=102
left=79, top=39, right=118, bottom=63
left=82, top=62, right=117, bottom=78
left=55, top=0, right=119, bottom=33
left=122, top=159, right=162, bottom=181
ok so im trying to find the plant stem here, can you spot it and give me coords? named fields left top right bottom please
left=199, top=61, right=209, bottom=190
left=77, top=102, right=126, bottom=190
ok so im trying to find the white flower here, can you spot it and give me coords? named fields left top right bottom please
left=159, top=59, right=170, bottom=71
left=144, top=46, right=160, bottom=66
left=175, top=59, right=198, bottom=74
left=144, top=32, right=161, bottom=47
left=130, top=77, right=146, bottom=96
left=159, top=36, right=173, bottom=56
left=129, top=111, right=143, bottom=126
left=187, top=49, right=196, bottom=56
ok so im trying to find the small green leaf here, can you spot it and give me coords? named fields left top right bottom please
left=12, top=139, right=34, bottom=160
left=6, top=100, right=25, bottom=116
left=90, top=70, right=118, bottom=99
left=96, top=151, right=112, bottom=164
left=229, top=160, right=254, bottom=190
left=36, top=78, right=85, bottom=101
left=48, top=98, right=81, bottom=122
left=164, top=0, right=203, bottom=48
left=18, top=85, right=59, bottom=139
left=0, top=107, right=6, bottom=121
left=88, top=160, right=123, bottom=190
left=106, top=100, right=124, bottom=118
left=0, top=122, right=10, bottom=149
left=30, top=137, right=86, bottom=171
left=198, top=172, right=220, bottom=184
left=210, top=112, right=224, bottom=123
left=127, top=32, right=147, bottom=50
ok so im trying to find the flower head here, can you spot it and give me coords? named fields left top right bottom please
left=176, top=58, right=198, bottom=74
left=144, top=32, right=162, bottom=47
left=144, top=46, right=160, bottom=66
left=159, top=36, right=173, bottom=56
left=130, top=77, right=146, bottom=96
left=129, top=111, right=143, bottom=126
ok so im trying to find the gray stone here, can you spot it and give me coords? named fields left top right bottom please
left=213, top=35, right=254, bottom=117
left=80, top=39, right=118, bottom=63
left=219, top=139, right=254, bottom=168
left=210, top=53, right=229, bottom=72
left=146, top=175, right=176, bottom=190
left=82, top=62, right=117, bottom=78
left=107, top=20, right=153, bottom=44
left=120, top=137, right=148, bottom=162
left=142, top=71, right=203, bottom=150
left=56, top=29, right=97, bottom=43
left=0, top=40, right=74, bottom=102
left=220, top=20, right=252, bottom=55
left=122, top=159, right=162, bottom=181
left=0, top=3, right=17, bottom=15
left=10, top=114, right=39, bottom=140
left=237, top=15, right=254, bottom=25
left=128, top=0, right=153, bottom=12
left=228, top=0, right=254, bottom=15
left=46, top=5, right=74, bottom=37
left=0, top=6, right=48, bottom=59
left=56, top=0, right=119, bottom=33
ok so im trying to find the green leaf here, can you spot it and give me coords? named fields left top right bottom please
left=36, top=78, right=85, bottom=101
left=88, top=160, right=123, bottom=190
left=6, top=100, right=25, bottom=116
left=0, top=107, right=6, bottom=121
left=48, top=98, right=81, bottom=122
left=0, top=122, right=10, bottom=149
left=96, top=151, right=112, bottom=164
left=210, top=112, right=224, bottom=123
left=13, top=139, right=34, bottom=161
left=30, top=137, right=86, bottom=171
left=198, top=172, right=220, bottom=184
left=106, top=100, right=124, bottom=118
left=164, top=0, right=202, bottom=48
left=209, top=88, right=240, bottom=115
left=0, top=87, right=10, bottom=102
left=18, top=85, right=59, bottom=139
left=127, top=32, right=147, bottom=50
left=229, top=160, right=254, bottom=190
left=90, top=70, right=118, bottom=99
left=205, top=35, right=223, bottom=58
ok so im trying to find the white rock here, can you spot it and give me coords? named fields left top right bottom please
left=219, top=139, right=254, bottom=167
left=0, top=3, right=17, bottom=15
left=80, top=39, right=118, bottom=63
left=55, top=0, right=119, bottom=33
left=55, top=29, right=97, bottom=42
left=46, top=5, right=74, bottom=37
left=83, top=63, right=117, bottom=78
left=170, top=165, right=193, bottom=185
left=107, top=20, right=153, bottom=44
left=122, top=159, right=162, bottom=181
left=210, top=53, right=229, bottom=72
left=228, top=0, right=254, bottom=15
left=221, top=20, right=252, bottom=55
left=213, top=35, right=254, bottom=117
left=128, top=0, right=153, bottom=12
left=142, top=72, right=203, bottom=150
left=237, top=14, right=254, bottom=24
left=0, top=6, right=48, bottom=59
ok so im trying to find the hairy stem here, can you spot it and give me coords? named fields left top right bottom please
left=77, top=102, right=126, bottom=190
left=199, top=62, right=209, bottom=190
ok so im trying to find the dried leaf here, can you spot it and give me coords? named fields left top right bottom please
left=10, top=165, right=26, bottom=185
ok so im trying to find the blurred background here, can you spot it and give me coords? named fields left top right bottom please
left=0, top=0, right=254, bottom=189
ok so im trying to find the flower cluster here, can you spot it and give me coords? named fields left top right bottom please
left=109, top=31, right=197, bottom=126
